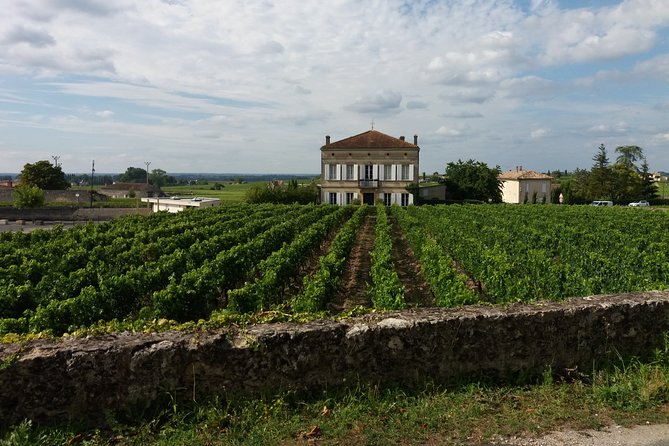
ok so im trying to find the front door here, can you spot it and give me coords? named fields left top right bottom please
left=362, top=193, right=375, bottom=205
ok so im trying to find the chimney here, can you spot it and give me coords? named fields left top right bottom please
left=325, top=135, right=330, bottom=145
left=413, top=134, right=418, bottom=145
left=399, top=136, right=405, bottom=141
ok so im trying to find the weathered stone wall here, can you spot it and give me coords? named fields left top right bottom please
left=1, top=292, right=668, bottom=428
left=0, top=207, right=150, bottom=221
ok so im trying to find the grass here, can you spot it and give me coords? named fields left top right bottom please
left=161, top=182, right=259, bottom=203
left=3, top=342, right=669, bottom=446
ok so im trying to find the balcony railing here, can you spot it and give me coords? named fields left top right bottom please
left=358, top=179, right=379, bottom=188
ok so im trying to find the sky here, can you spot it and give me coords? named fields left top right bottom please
left=1, top=0, right=668, bottom=175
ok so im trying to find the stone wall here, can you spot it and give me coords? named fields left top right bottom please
left=1, top=292, right=668, bottom=428
left=0, top=207, right=150, bottom=221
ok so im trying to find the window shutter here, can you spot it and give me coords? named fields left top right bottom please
left=391, top=165, right=397, bottom=181
left=353, top=164, right=359, bottom=180
left=409, top=164, right=414, bottom=181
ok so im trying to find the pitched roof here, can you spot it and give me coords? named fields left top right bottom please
left=101, top=182, right=161, bottom=191
left=499, top=169, right=552, bottom=180
left=323, top=130, right=418, bottom=150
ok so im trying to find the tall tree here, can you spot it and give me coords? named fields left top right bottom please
left=443, top=159, right=502, bottom=203
left=149, top=169, right=168, bottom=187
left=640, top=158, right=659, bottom=201
left=615, top=145, right=643, bottom=170
left=118, top=167, right=148, bottom=183
left=19, top=160, right=69, bottom=190
left=587, top=144, right=613, bottom=199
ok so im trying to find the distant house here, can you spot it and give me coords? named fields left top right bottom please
left=320, top=129, right=419, bottom=206
left=141, top=197, right=220, bottom=213
left=0, top=180, right=16, bottom=189
left=499, top=167, right=552, bottom=204
left=651, top=172, right=668, bottom=182
left=100, top=182, right=162, bottom=198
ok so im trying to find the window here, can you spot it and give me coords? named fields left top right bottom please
left=384, top=164, right=392, bottom=180
left=346, top=192, right=354, bottom=204
left=364, top=164, right=374, bottom=180
left=346, top=164, right=354, bottom=180
left=328, top=164, right=337, bottom=180
left=401, top=164, right=410, bottom=180
left=329, top=192, right=337, bottom=205
left=401, top=193, right=409, bottom=206
left=383, top=193, right=392, bottom=206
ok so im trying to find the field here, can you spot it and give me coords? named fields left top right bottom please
left=1, top=203, right=669, bottom=337
left=161, top=181, right=258, bottom=202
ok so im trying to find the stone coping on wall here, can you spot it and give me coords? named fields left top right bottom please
left=1, top=291, right=668, bottom=428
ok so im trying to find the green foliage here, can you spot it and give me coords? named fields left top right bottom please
left=19, top=160, right=69, bottom=190
left=118, top=166, right=148, bottom=183
left=368, top=205, right=405, bottom=310
left=293, top=205, right=367, bottom=312
left=12, top=185, right=45, bottom=209
left=149, top=168, right=170, bottom=187
left=443, top=159, right=502, bottom=203
left=245, top=180, right=319, bottom=204
left=571, top=144, right=657, bottom=202
left=391, top=206, right=476, bottom=307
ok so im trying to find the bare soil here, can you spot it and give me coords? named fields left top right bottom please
left=330, top=214, right=376, bottom=312
left=390, top=217, right=434, bottom=307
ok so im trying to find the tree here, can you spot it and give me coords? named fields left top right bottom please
left=13, top=184, right=45, bottom=208
left=118, top=167, right=148, bottom=183
left=610, top=164, right=643, bottom=203
left=640, top=158, right=659, bottom=201
left=615, top=145, right=643, bottom=171
left=246, top=180, right=319, bottom=204
left=19, top=160, right=69, bottom=190
left=149, top=169, right=168, bottom=187
left=587, top=144, right=613, bottom=200
left=443, top=159, right=502, bottom=203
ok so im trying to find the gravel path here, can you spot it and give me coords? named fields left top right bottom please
left=489, top=424, right=669, bottom=446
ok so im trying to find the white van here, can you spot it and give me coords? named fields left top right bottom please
left=590, top=200, right=613, bottom=207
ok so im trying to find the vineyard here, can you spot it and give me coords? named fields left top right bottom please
left=1, top=203, right=668, bottom=336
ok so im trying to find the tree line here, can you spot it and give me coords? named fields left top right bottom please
left=557, top=145, right=658, bottom=204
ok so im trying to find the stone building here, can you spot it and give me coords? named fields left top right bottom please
left=320, top=129, right=419, bottom=205
left=499, top=167, right=552, bottom=204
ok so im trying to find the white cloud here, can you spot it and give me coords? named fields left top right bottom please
left=347, top=90, right=402, bottom=114
left=530, top=128, right=550, bottom=139
left=1, top=0, right=669, bottom=173
left=435, top=126, right=462, bottom=137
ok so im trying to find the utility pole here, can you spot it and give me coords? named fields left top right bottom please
left=90, top=160, right=95, bottom=207
left=51, top=155, right=61, bottom=168
left=145, top=161, right=151, bottom=184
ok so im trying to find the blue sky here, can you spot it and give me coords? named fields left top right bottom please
left=1, top=0, right=668, bottom=175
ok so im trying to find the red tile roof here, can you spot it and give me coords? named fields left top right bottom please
left=323, top=130, right=418, bottom=150
left=499, top=169, right=552, bottom=180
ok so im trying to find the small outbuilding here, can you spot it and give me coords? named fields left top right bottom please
left=141, top=197, right=220, bottom=213
left=499, top=167, right=552, bottom=204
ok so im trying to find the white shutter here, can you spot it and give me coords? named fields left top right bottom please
left=338, top=192, right=344, bottom=206
left=378, top=165, right=385, bottom=181
left=408, top=193, right=414, bottom=205
left=409, top=164, right=415, bottom=181
left=390, top=165, right=396, bottom=181
left=324, top=164, right=330, bottom=180
left=335, top=164, right=341, bottom=180
left=373, top=164, right=379, bottom=180
left=353, top=164, right=359, bottom=180
left=353, top=192, right=358, bottom=200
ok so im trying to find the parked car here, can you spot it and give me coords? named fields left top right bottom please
left=628, top=200, right=650, bottom=207
left=590, top=200, right=613, bottom=207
